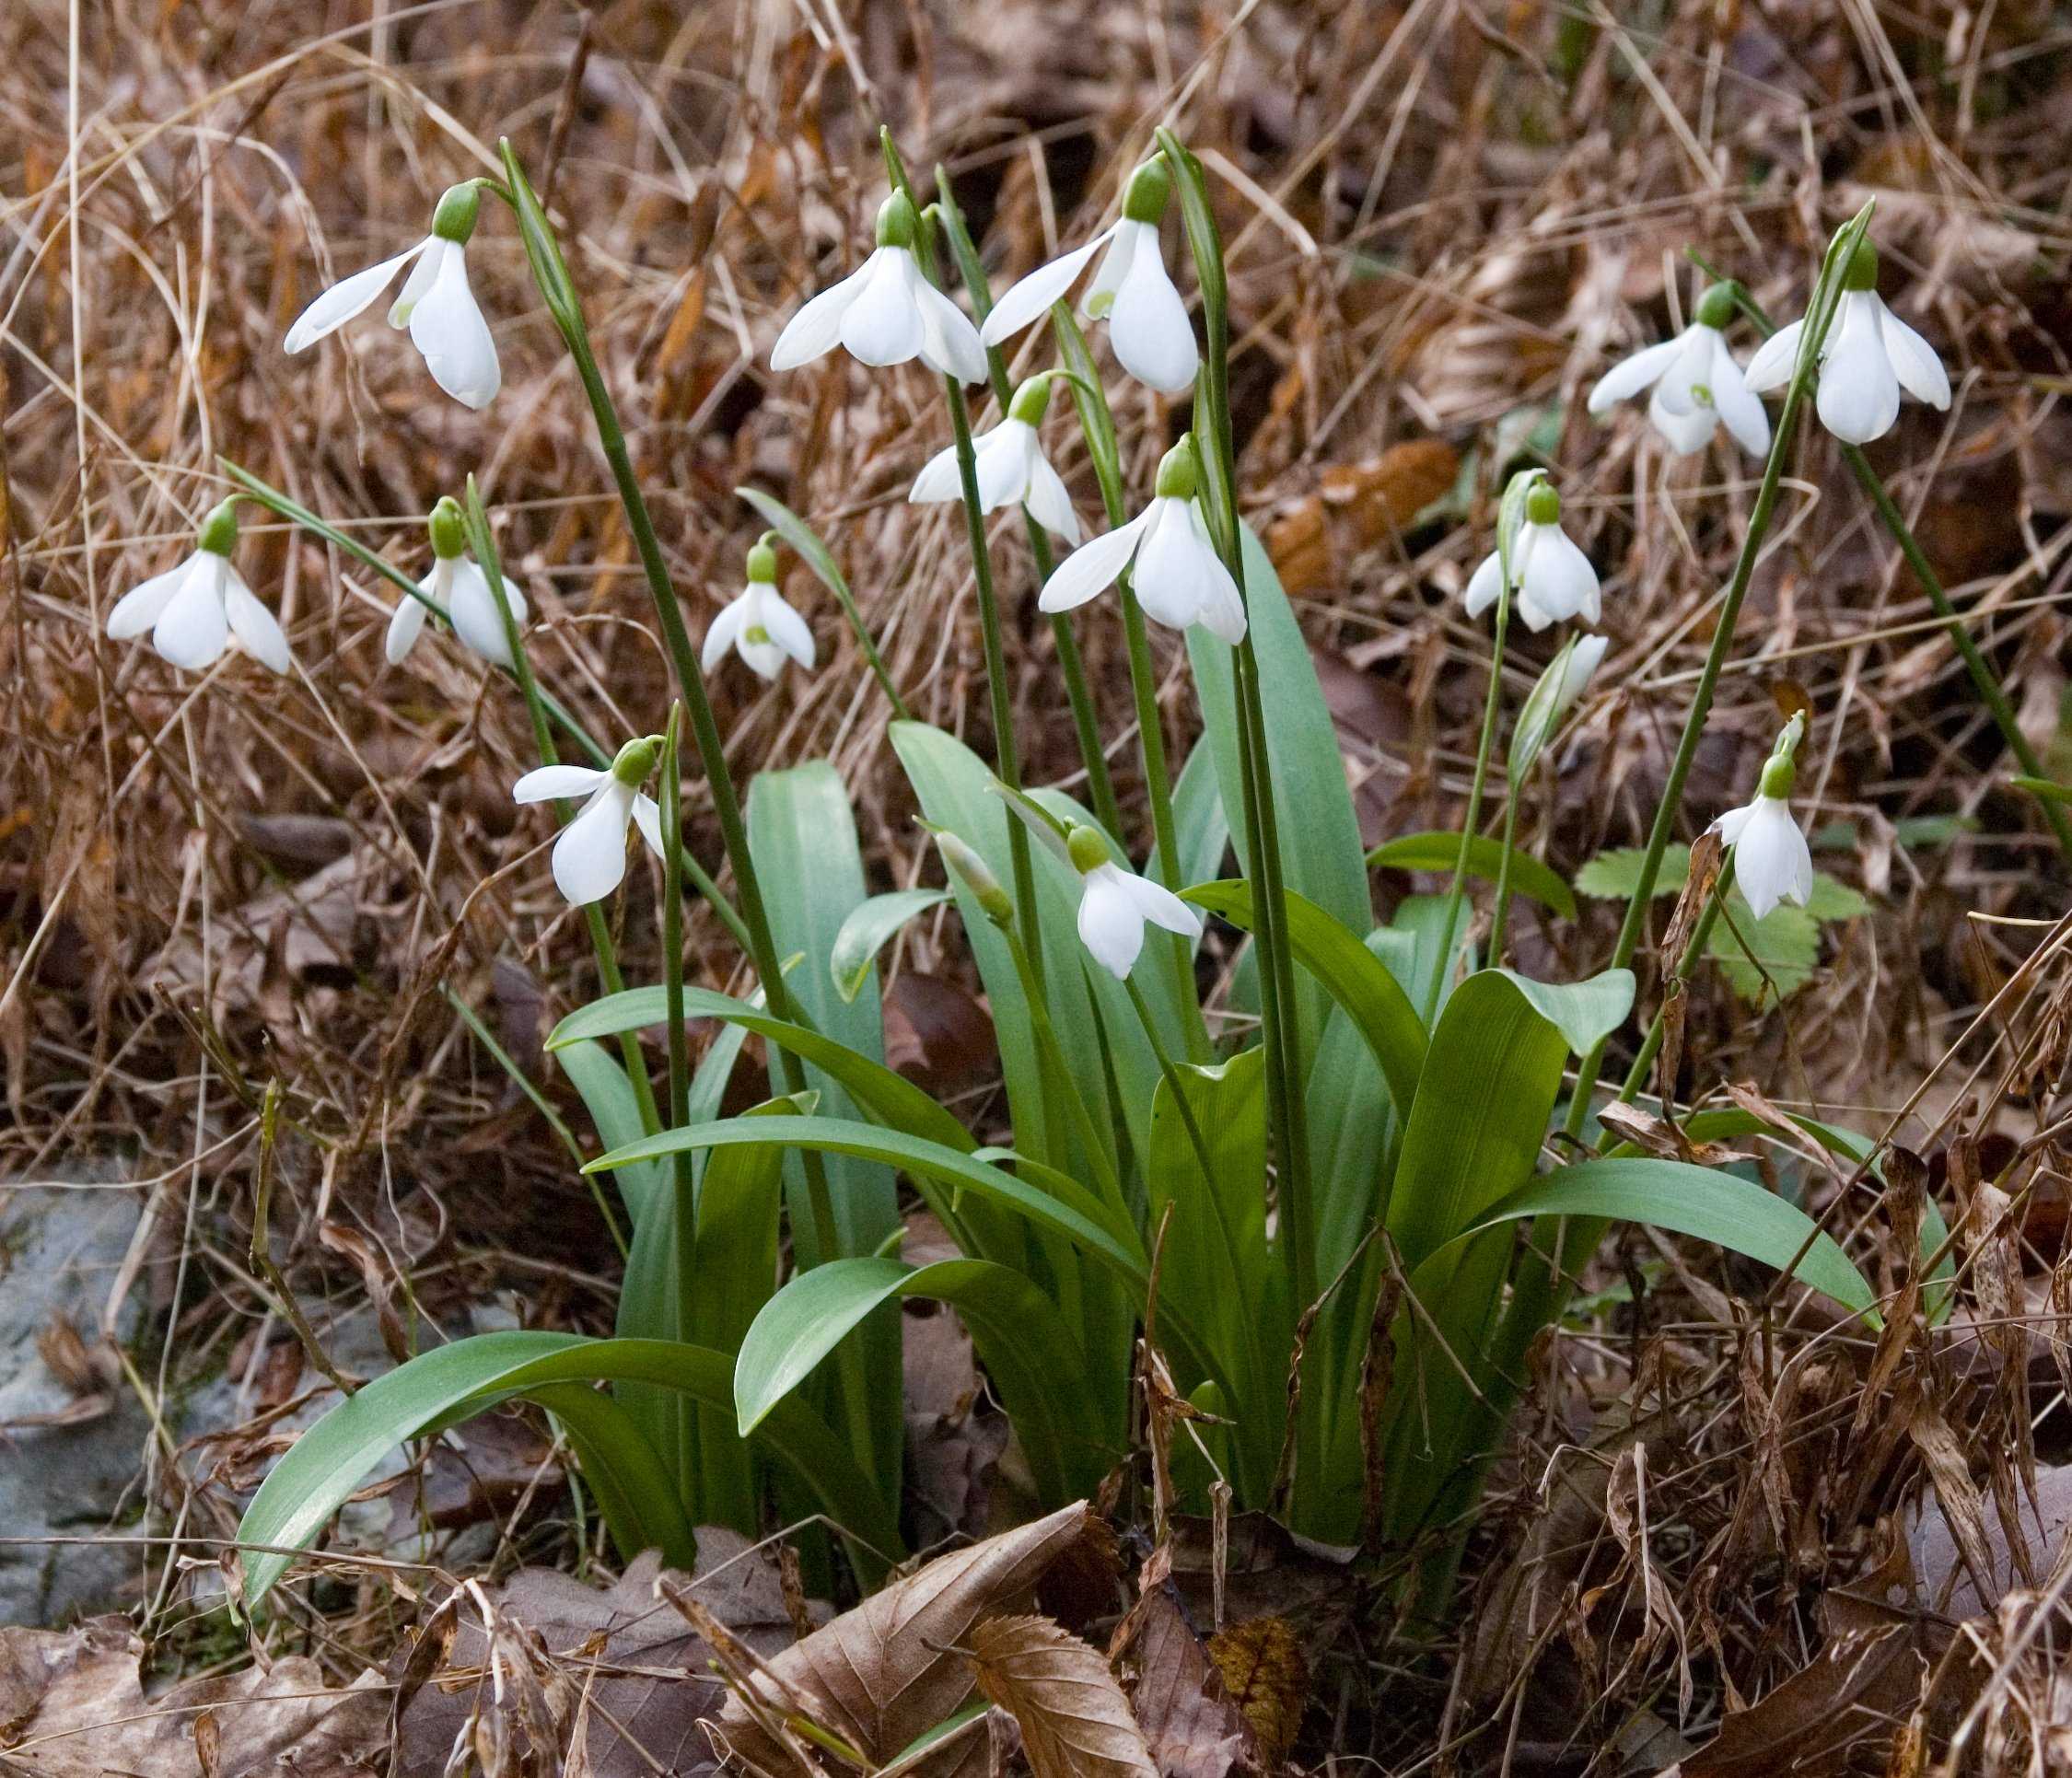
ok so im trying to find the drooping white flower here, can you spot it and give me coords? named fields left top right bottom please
left=511, top=736, right=668, bottom=907
left=769, top=192, right=986, bottom=384
left=1709, top=714, right=1813, bottom=921
left=1741, top=241, right=1950, bottom=445
left=284, top=183, right=500, bottom=411
left=979, top=160, right=1197, bottom=394
left=1587, top=284, right=1770, bottom=458
left=909, top=374, right=1080, bottom=542
left=1462, top=479, right=1601, bottom=632
left=106, top=498, right=290, bottom=675
left=385, top=497, right=530, bottom=668
left=1509, top=632, right=1608, bottom=784
left=1065, top=824, right=1203, bottom=980
left=701, top=538, right=816, bottom=680
left=1038, top=436, right=1244, bottom=643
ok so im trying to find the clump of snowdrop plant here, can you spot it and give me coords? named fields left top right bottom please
left=1066, top=822, right=1203, bottom=981
left=770, top=190, right=986, bottom=383
left=702, top=537, right=817, bottom=681
left=511, top=734, right=667, bottom=907
left=107, top=497, right=290, bottom=674
left=1039, top=436, right=1245, bottom=642
left=386, top=496, right=530, bottom=668
left=285, top=182, right=501, bottom=411
left=909, top=374, right=1080, bottom=542
left=1463, top=476, right=1601, bottom=631
left=980, top=159, right=1197, bottom=393
left=1744, top=239, right=1950, bottom=445
left=1710, top=713, right=1814, bottom=920
left=1588, top=282, right=1770, bottom=457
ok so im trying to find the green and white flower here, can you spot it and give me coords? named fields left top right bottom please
left=107, top=498, right=290, bottom=674
left=511, top=735, right=667, bottom=907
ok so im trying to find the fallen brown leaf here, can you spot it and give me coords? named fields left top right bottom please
left=1112, top=1586, right=1260, bottom=1778
left=1205, top=1619, right=1306, bottom=1769
left=969, top=1613, right=1156, bottom=1778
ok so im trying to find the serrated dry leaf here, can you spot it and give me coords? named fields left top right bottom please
left=1112, top=1586, right=1259, bottom=1778
left=969, top=1613, right=1155, bottom=1778
left=1205, top=1619, right=1306, bottom=1767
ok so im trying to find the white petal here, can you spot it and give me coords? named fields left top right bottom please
left=1130, top=498, right=1214, bottom=631
left=1185, top=502, right=1247, bottom=643
left=1816, top=292, right=1900, bottom=444
left=1710, top=801, right=1756, bottom=845
left=385, top=595, right=431, bottom=664
left=1462, top=549, right=1503, bottom=619
left=981, top=228, right=1113, bottom=345
left=1647, top=381, right=1718, bottom=455
left=410, top=243, right=501, bottom=410
left=909, top=262, right=989, bottom=385
left=387, top=238, right=443, bottom=328
left=1741, top=319, right=1805, bottom=395
left=907, top=441, right=964, bottom=504
left=1586, top=337, right=1682, bottom=414
left=770, top=253, right=874, bottom=371
left=1731, top=797, right=1810, bottom=921
left=284, top=243, right=423, bottom=352
left=1080, top=223, right=1140, bottom=320
left=107, top=557, right=196, bottom=639
left=1649, top=326, right=1718, bottom=417
left=513, top=764, right=607, bottom=804
left=1519, top=524, right=1598, bottom=629
left=553, top=784, right=634, bottom=905
left=1559, top=634, right=1608, bottom=708
left=968, top=422, right=1033, bottom=512
left=153, top=560, right=229, bottom=668
left=702, top=595, right=749, bottom=670
left=737, top=633, right=787, bottom=679
left=1877, top=300, right=1950, bottom=411
left=1709, top=338, right=1772, bottom=458
left=1108, top=229, right=1198, bottom=393
left=1038, top=508, right=1152, bottom=613
left=221, top=566, right=292, bottom=674
left=1023, top=448, right=1082, bottom=545
left=448, top=559, right=523, bottom=667
left=630, top=793, right=666, bottom=861
left=1120, top=869, right=1205, bottom=938
left=756, top=587, right=817, bottom=669
left=839, top=249, right=925, bottom=367
left=1077, top=866, right=1147, bottom=979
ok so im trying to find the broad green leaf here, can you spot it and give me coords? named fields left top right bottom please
left=1379, top=892, right=1474, bottom=1026
left=1457, top=1156, right=1879, bottom=1321
left=1489, top=967, right=1634, bottom=1054
left=555, top=1040, right=663, bottom=1222
left=1803, top=877, right=1871, bottom=920
left=522, top=1383, right=698, bottom=1574
left=237, top=1331, right=902, bottom=1609
left=1709, top=902, right=1819, bottom=999
left=1183, top=880, right=1426, bottom=1115
left=1170, top=738, right=1230, bottom=892
left=830, top=889, right=951, bottom=1003
left=1366, top=831, right=1577, bottom=919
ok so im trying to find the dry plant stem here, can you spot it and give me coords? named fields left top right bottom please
left=1425, top=581, right=1509, bottom=1023
left=1613, top=855, right=1734, bottom=1108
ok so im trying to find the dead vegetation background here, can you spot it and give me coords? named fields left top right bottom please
left=7, top=0, right=2072, bottom=1772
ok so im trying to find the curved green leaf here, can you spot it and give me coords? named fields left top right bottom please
left=555, top=1040, right=664, bottom=1222
left=1490, top=967, right=1634, bottom=1055
left=237, top=1332, right=903, bottom=1609
left=1183, top=879, right=1425, bottom=1113
left=830, top=889, right=951, bottom=1003
left=1366, top=832, right=1577, bottom=919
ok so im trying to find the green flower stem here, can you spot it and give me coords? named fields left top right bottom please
left=1424, top=582, right=1509, bottom=1025
left=658, top=700, right=701, bottom=1493
left=460, top=477, right=659, bottom=1146
left=1487, top=762, right=1527, bottom=965
left=933, top=173, right=1123, bottom=842
left=216, top=458, right=754, bottom=956
left=999, top=921, right=1126, bottom=1217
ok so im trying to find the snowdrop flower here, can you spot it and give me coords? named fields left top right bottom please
left=701, top=538, right=816, bottom=680
left=933, top=827, right=1014, bottom=925
left=1039, top=436, right=1245, bottom=644
left=1587, top=283, right=1770, bottom=458
left=106, top=498, right=290, bottom=675
left=979, top=160, right=1197, bottom=394
left=1463, top=479, right=1601, bottom=632
left=1742, top=240, right=1950, bottom=445
left=909, top=375, right=1080, bottom=542
left=1067, top=824, right=1203, bottom=981
left=1709, top=715, right=1813, bottom=921
left=769, top=192, right=986, bottom=384
left=1510, top=632, right=1607, bottom=783
left=385, top=497, right=530, bottom=668
left=511, top=735, right=668, bottom=907
left=284, top=183, right=500, bottom=411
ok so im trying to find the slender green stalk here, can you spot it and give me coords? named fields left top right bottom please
left=658, top=700, right=699, bottom=1497
left=1424, top=577, right=1509, bottom=1026
left=1487, top=772, right=1526, bottom=964
left=1000, top=923, right=1127, bottom=1214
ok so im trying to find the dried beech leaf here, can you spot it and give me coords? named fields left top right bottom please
left=969, top=1613, right=1156, bottom=1778
left=1205, top=1618, right=1307, bottom=1767
left=1112, top=1587, right=1259, bottom=1778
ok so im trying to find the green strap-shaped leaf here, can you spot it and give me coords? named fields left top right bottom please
left=555, top=1040, right=664, bottom=1222
left=1489, top=967, right=1635, bottom=1055
left=237, top=1332, right=903, bottom=1609
left=524, top=1382, right=699, bottom=1576
left=1366, top=832, right=1577, bottom=919
left=1183, top=879, right=1426, bottom=1114
left=829, top=889, right=952, bottom=1002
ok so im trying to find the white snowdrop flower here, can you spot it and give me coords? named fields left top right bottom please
left=1510, top=632, right=1608, bottom=784
left=1587, top=284, right=1770, bottom=458
left=909, top=374, right=1080, bottom=542
left=769, top=192, right=986, bottom=384
left=1066, top=825, right=1203, bottom=981
left=106, top=498, right=290, bottom=675
left=979, top=160, right=1198, bottom=394
left=1038, top=436, right=1245, bottom=644
left=1553, top=633, right=1609, bottom=712
left=511, top=735, right=668, bottom=907
left=1462, top=480, right=1601, bottom=633
left=1742, top=241, right=1950, bottom=446
left=284, top=183, right=501, bottom=411
left=385, top=497, right=530, bottom=668
left=701, top=538, right=816, bottom=680
left=1709, top=714, right=1813, bottom=922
